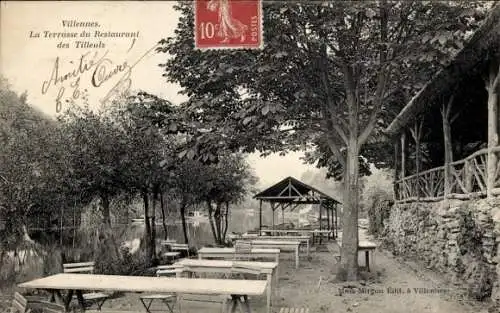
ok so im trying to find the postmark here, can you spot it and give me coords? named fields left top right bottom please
left=194, top=0, right=263, bottom=50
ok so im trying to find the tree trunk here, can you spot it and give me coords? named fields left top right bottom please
left=215, top=203, right=222, bottom=244
left=222, top=202, right=229, bottom=244
left=0, top=248, right=5, bottom=274
left=160, top=192, right=168, bottom=240
left=100, top=193, right=120, bottom=260
left=340, top=138, right=359, bottom=281
left=207, top=201, right=219, bottom=244
left=142, top=191, right=153, bottom=265
left=180, top=201, right=189, bottom=245
left=151, top=191, right=158, bottom=261
left=101, top=194, right=111, bottom=226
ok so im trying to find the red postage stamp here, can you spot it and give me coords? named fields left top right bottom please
left=194, top=0, right=263, bottom=50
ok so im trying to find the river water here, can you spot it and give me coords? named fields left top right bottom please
left=122, top=210, right=267, bottom=252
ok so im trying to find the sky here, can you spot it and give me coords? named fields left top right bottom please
left=0, top=1, right=321, bottom=190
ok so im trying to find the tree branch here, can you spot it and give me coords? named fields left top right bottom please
left=492, top=63, right=500, bottom=91
left=325, top=134, right=346, bottom=168
left=357, top=0, right=389, bottom=148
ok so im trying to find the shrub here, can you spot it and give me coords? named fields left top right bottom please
left=457, top=207, right=484, bottom=256
left=367, top=193, right=393, bottom=237
left=456, top=206, right=495, bottom=301
left=94, top=246, right=149, bottom=276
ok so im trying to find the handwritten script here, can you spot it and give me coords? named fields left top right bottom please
left=41, top=44, right=158, bottom=112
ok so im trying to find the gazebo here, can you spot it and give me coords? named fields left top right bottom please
left=254, top=176, right=341, bottom=239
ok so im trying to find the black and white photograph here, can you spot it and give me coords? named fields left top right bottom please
left=1, top=1, right=500, bottom=312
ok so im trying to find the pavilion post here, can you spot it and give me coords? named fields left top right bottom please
left=326, top=206, right=331, bottom=240
left=410, top=121, right=423, bottom=198
left=271, top=202, right=275, bottom=231
left=486, top=60, right=499, bottom=199
left=401, top=132, right=406, bottom=178
left=393, top=137, right=400, bottom=200
left=335, top=203, right=338, bottom=239
left=259, top=200, right=262, bottom=234
left=319, top=203, right=322, bottom=231
left=441, top=93, right=456, bottom=198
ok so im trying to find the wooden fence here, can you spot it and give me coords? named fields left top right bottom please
left=395, top=147, right=500, bottom=202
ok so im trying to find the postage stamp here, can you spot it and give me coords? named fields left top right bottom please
left=194, top=0, right=263, bottom=50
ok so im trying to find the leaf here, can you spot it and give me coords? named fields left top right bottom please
left=438, top=34, right=447, bottom=45
left=261, top=105, right=270, bottom=116
left=274, top=51, right=288, bottom=58
left=242, top=116, right=252, bottom=125
left=187, top=149, right=196, bottom=160
left=178, top=150, right=188, bottom=159
left=421, top=34, right=431, bottom=44
left=169, top=123, right=178, bottom=132
left=365, top=8, right=376, bottom=18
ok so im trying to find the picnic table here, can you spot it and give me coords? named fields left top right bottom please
left=160, top=239, right=177, bottom=247
left=236, top=235, right=310, bottom=257
left=18, top=273, right=267, bottom=313
left=248, top=240, right=301, bottom=269
left=198, top=247, right=280, bottom=263
left=260, top=229, right=333, bottom=241
left=175, top=259, right=279, bottom=313
left=338, top=240, right=377, bottom=271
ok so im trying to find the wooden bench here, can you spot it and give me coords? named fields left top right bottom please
left=160, top=239, right=177, bottom=247
left=28, top=300, right=66, bottom=313
left=139, top=266, right=181, bottom=313
left=170, top=244, right=190, bottom=258
left=12, top=292, right=65, bottom=313
left=234, top=240, right=252, bottom=261
left=62, top=261, right=110, bottom=310
left=279, top=308, right=310, bottom=313
left=12, top=292, right=29, bottom=313
left=162, top=251, right=181, bottom=261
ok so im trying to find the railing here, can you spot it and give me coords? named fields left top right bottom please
left=395, top=147, right=500, bottom=202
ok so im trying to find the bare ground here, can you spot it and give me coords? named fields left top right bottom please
left=99, top=234, right=494, bottom=313
left=2, top=231, right=495, bottom=313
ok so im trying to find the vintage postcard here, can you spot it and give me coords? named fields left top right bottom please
left=1, top=1, right=499, bottom=313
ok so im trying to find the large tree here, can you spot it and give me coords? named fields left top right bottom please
left=112, top=92, right=179, bottom=264
left=58, top=104, right=132, bottom=260
left=202, top=153, right=257, bottom=245
left=159, top=1, right=487, bottom=280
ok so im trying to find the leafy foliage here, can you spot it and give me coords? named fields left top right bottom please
left=158, top=1, right=486, bottom=169
left=158, top=0, right=488, bottom=279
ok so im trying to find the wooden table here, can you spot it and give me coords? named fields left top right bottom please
left=198, top=247, right=280, bottom=263
left=249, top=241, right=301, bottom=269
left=249, top=236, right=310, bottom=257
left=175, top=259, right=278, bottom=313
left=338, top=240, right=377, bottom=271
left=233, top=234, right=312, bottom=256
left=260, top=229, right=333, bottom=241
left=18, top=273, right=267, bottom=313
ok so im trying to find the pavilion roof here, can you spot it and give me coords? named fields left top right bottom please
left=254, top=176, right=341, bottom=204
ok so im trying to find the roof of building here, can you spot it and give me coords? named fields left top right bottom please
left=384, top=4, right=500, bottom=137
left=254, top=176, right=341, bottom=204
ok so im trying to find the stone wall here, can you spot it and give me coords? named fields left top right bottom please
left=383, top=198, right=500, bottom=303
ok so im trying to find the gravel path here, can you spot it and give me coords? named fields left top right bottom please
left=75, top=232, right=494, bottom=313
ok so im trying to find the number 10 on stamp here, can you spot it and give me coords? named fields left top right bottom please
left=194, top=0, right=263, bottom=50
